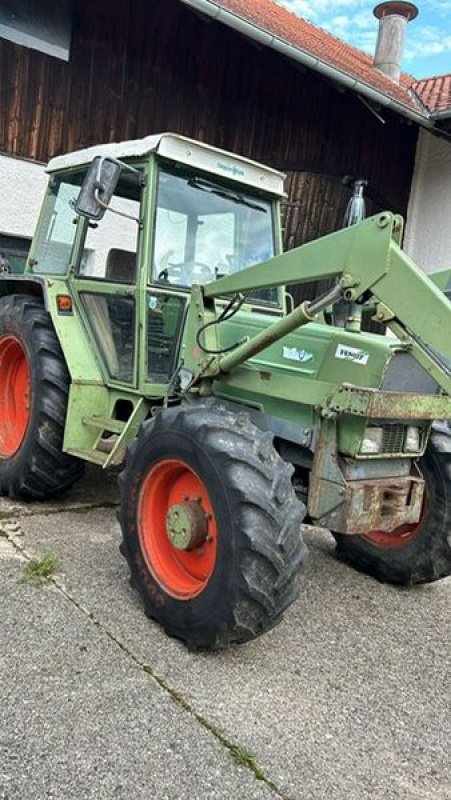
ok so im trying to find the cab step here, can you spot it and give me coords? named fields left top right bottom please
left=82, top=415, right=126, bottom=435
left=66, top=448, right=109, bottom=466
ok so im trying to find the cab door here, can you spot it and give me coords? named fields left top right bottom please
left=73, top=174, right=143, bottom=387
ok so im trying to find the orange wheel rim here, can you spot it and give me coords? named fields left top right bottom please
left=362, top=494, right=428, bottom=549
left=138, top=459, right=218, bottom=599
left=0, top=336, right=30, bottom=457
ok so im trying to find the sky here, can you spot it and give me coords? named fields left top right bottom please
left=276, top=0, right=451, bottom=79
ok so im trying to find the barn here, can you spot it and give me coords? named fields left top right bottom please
left=0, top=0, right=450, bottom=281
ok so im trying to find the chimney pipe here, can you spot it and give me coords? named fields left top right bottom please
left=373, top=2, right=418, bottom=83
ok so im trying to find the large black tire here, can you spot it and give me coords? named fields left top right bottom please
left=334, top=426, right=451, bottom=585
left=118, top=406, right=307, bottom=649
left=0, top=294, right=84, bottom=499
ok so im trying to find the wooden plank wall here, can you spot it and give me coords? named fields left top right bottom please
left=0, top=0, right=418, bottom=265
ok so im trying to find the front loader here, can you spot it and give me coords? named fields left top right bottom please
left=0, top=133, right=450, bottom=649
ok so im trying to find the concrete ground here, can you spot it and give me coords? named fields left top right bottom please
left=0, top=466, right=449, bottom=800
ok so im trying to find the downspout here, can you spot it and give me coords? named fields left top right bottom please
left=179, top=0, right=434, bottom=129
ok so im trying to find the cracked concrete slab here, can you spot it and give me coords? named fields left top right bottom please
left=1, top=468, right=450, bottom=800
left=0, top=538, right=275, bottom=800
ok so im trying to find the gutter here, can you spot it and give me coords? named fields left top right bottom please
left=432, top=109, right=451, bottom=122
left=179, top=0, right=435, bottom=130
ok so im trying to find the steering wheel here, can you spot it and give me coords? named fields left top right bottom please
left=158, top=261, right=214, bottom=285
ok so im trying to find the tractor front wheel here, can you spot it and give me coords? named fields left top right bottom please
left=333, top=427, right=451, bottom=584
left=0, top=294, right=84, bottom=499
left=118, top=406, right=307, bottom=649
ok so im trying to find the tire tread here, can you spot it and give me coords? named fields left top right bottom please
left=118, top=405, right=308, bottom=648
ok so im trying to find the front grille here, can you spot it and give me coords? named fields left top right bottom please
left=381, top=424, right=406, bottom=454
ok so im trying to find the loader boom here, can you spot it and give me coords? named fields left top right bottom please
left=187, top=212, right=451, bottom=396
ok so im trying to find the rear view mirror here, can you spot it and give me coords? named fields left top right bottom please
left=75, top=156, right=122, bottom=220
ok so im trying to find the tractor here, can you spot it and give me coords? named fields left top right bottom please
left=0, top=133, right=450, bottom=649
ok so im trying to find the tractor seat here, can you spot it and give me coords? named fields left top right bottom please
left=106, top=248, right=136, bottom=283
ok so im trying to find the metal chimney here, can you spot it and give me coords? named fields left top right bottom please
left=373, top=2, right=418, bottom=83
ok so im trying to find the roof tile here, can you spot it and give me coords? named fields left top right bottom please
left=215, top=0, right=418, bottom=109
left=412, top=74, right=451, bottom=113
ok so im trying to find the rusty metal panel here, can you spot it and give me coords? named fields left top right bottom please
left=325, top=385, right=451, bottom=420
left=337, top=475, right=425, bottom=534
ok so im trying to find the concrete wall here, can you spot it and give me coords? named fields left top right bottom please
left=0, top=153, right=47, bottom=239
left=404, top=129, right=451, bottom=273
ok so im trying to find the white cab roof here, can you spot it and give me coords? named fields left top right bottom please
left=46, top=133, right=286, bottom=197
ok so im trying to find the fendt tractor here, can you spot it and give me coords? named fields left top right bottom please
left=0, top=134, right=450, bottom=649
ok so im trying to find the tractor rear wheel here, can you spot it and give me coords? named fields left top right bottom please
left=118, top=406, right=307, bottom=649
left=333, top=427, right=451, bottom=584
left=0, top=294, right=84, bottom=499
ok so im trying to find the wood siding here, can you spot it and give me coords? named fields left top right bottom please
left=0, top=0, right=418, bottom=262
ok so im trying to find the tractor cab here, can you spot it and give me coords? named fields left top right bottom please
left=27, top=134, right=285, bottom=390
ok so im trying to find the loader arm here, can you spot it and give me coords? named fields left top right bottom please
left=187, top=212, right=451, bottom=395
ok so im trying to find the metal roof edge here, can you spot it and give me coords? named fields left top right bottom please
left=179, top=0, right=435, bottom=130
left=431, top=108, right=451, bottom=121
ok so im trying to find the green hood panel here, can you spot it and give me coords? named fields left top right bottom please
left=219, top=310, right=393, bottom=390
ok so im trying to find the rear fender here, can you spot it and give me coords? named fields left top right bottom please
left=0, top=275, right=49, bottom=307
left=0, top=275, right=118, bottom=458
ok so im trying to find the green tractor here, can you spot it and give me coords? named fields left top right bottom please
left=0, top=134, right=450, bottom=648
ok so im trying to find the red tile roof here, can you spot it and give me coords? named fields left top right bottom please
left=214, top=0, right=418, bottom=110
left=412, top=74, right=451, bottom=114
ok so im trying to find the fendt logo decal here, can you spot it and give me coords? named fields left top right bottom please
left=282, top=346, right=314, bottom=363
left=335, top=344, right=370, bottom=366
left=216, top=160, right=245, bottom=177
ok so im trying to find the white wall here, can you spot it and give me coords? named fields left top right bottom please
left=0, top=153, right=47, bottom=239
left=404, top=129, right=451, bottom=274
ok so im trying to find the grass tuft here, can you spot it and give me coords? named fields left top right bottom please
left=20, top=551, right=59, bottom=585
left=228, top=744, right=266, bottom=778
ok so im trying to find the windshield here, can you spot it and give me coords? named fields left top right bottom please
left=152, top=166, right=278, bottom=304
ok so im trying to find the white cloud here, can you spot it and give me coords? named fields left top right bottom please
left=278, top=0, right=451, bottom=73
left=282, top=0, right=365, bottom=22
left=426, top=0, right=451, bottom=13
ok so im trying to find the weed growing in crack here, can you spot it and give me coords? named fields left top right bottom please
left=229, top=744, right=266, bottom=779
left=20, top=552, right=59, bottom=585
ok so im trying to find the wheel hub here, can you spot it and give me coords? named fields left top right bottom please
left=166, top=499, right=208, bottom=550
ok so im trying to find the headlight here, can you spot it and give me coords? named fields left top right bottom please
left=360, top=427, right=383, bottom=455
left=404, top=426, right=421, bottom=453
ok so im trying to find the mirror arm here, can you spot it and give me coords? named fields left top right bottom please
left=93, top=187, right=139, bottom=224
left=93, top=187, right=109, bottom=210
left=95, top=156, right=144, bottom=184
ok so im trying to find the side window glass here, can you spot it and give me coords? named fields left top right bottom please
left=81, top=293, right=135, bottom=382
left=147, top=293, right=186, bottom=383
left=78, top=190, right=140, bottom=283
left=33, top=176, right=82, bottom=274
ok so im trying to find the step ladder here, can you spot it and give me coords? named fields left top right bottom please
left=66, top=399, right=147, bottom=468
